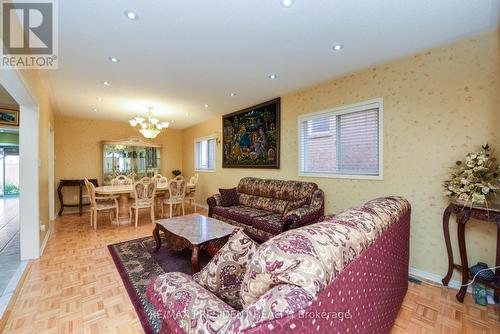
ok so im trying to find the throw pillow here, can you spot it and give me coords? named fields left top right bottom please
left=219, top=187, right=239, bottom=207
left=193, top=228, right=258, bottom=309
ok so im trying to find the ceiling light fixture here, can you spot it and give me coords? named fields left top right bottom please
left=124, top=11, right=139, bottom=20
left=280, top=0, right=295, bottom=8
left=268, top=73, right=278, bottom=79
left=229, top=92, right=237, bottom=97
left=108, top=57, right=120, bottom=63
left=333, top=44, right=343, bottom=51
left=102, top=81, right=111, bottom=86
left=129, top=106, right=169, bottom=139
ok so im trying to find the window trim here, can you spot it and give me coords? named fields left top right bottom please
left=194, top=135, right=216, bottom=173
left=297, top=98, right=383, bottom=180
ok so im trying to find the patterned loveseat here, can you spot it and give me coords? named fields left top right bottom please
left=147, top=196, right=411, bottom=334
left=207, top=177, right=325, bottom=242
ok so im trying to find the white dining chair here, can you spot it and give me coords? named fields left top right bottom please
left=129, top=180, right=156, bottom=228
left=184, top=175, right=198, bottom=212
left=163, top=179, right=186, bottom=218
left=84, top=178, right=119, bottom=230
left=111, top=175, right=133, bottom=185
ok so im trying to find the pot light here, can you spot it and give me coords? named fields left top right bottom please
left=229, top=92, right=237, bottom=97
left=280, top=0, right=295, bottom=8
left=102, top=81, right=111, bottom=86
left=204, top=104, right=209, bottom=108
left=268, top=73, right=278, bottom=79
left=108, top=57, right=120, bottom=63
left=92, top=108, right=98, bottom=112
left=333, top=44, right=343, bottom=51
left=96, top=97, right=103, bottom=101
left=124, top=11, right=139, bottom=20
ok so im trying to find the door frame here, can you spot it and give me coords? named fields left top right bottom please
left=48, top=124, right=55, bottom=221
left=0, top=69, right=40, bottom=260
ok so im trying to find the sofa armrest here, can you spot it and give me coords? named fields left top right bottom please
left=282, top=189, right=325, bottom=230
left=207, top=193, right=222, bottom=217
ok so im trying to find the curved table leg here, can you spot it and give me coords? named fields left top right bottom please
left=456, top=213, right=470, bottom=302
left=153, top=225, right=162, bottom=252
left=442, top=205, right=454, bottom=286
left=191, top=245, right=200, bottom=273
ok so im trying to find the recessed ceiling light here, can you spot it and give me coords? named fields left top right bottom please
left=124, top=11, right=139, bottom=20
left=108, top=57, right=120, bottom=63
left=204, top=104, right=209, bottom=108
left=268, top=73, right=278, bottom=79
left=333, top=44, right=343, bottom=51
left=102, top=81, right=111, bottom=86
left=96, top=97, right=103, bottom=101
left=92, top=108, right=98, bottom=112
left=280, top=0, right=295, bottom=8
left=229, top=92, right=237, bottom=97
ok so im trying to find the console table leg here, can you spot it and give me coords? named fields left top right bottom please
left=456, top=214, right=470, bottom=302
left=495, top=220, right=500, bottom=303
left=442, top=205, right=453, bottom=286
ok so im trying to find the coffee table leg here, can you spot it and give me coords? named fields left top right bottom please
left=191, top=245, right=200, bottom=273
left=153, top=225, right=161, bottom=252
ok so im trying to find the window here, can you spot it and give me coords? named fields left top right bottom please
left=298, top=98, right=383, bottom=179
left=195, top=136, right=216, bottom=171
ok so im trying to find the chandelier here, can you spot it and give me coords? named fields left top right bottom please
left=129, top=107, right=170, bottom=139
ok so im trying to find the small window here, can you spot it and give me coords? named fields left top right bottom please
left=195, top=136, right=216, bottom=172
left=298, top=98, right=383, bottom=179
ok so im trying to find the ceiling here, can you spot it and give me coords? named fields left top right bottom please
left=48, top=0, right=500, bottom=129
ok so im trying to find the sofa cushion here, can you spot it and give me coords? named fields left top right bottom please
left=238, top=193, right=289, bottom=214
left=192, top=228, right=258, bottom=309
left=277, top=181, right=318, bottom=203
left=213, top=205, right=272, bottom=226
left=237, top=177, right=285, bottom=198
left=283, top=198, right=308, bottom=216
left=240, top=221, right=368, bottom=307
left=148, top=272, right=236, bottom=333
left=252, top=213, right=286, bottom=235
left=219, top=187, right=239, bottom=207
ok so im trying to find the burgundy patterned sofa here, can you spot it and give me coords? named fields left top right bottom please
left=147, top=196, right=411, bottom=334
left=207, top=177, right=325, bottom=242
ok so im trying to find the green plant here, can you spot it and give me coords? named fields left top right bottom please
left=4, top=182, right=19, bottom=195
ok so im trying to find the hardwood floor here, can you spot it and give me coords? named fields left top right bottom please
left=1, top=207, right=499, bottom=333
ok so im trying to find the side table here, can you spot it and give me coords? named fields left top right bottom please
left=441, top=201, right=500, bottom=306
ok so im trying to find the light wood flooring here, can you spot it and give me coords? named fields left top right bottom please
left=1, top=206, right=499, bottom=334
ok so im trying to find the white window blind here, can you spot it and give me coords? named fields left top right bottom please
left=299, top=99, right=382, bottom=179
left=195, top=137, right=216, bottom=171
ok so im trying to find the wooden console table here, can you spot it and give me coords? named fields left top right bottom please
left=441, top=201, right=500, bottom=305
left=57, top=179, right=98, bottom=216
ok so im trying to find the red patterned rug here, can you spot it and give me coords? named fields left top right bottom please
left=108, top=236, right=210, bottom=334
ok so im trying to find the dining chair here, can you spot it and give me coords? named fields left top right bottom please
left=163, top=179, right=186, bottom=218
left=174, top=175, right=185, bottom=181
left=152, top=174, right=163, bottom=183
left=129, top=180, right=156, bottom=228
left=111, top=175, right=133, bottom=185
left=84, top=178, right=118, bottom=230
left=140, top=176, right=152, bottom=183
left=155, top=176, right=169, bottom=215
left=184, top=175, right=198, bottom=212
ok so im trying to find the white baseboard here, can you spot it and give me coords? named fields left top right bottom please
left=39, top=220, right=53, bottom=256
left=195, top=202, right=209, bottom=210
left=409, top=267, right=473, bottom=293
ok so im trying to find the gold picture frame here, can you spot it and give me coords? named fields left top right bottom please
left=0, top=104, right=19, bottom=127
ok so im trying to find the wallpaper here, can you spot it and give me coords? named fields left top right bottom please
left=181, top=29, right=500, bottom=278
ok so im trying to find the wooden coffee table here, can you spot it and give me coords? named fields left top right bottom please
left=153, top=213, right=236, bottom=273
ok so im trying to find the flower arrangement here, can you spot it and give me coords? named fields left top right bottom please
left=443, top=143, right=500, bottom=206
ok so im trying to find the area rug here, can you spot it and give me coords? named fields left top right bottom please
left=108, top=236, right=210, bottom=334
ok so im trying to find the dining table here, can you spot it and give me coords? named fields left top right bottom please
left=95, top=182, right=195, bottom=224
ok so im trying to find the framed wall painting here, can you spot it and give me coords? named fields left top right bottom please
left=222, top=97, right=280, bottom=168
left=0, top=105, right=19, bottom=127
